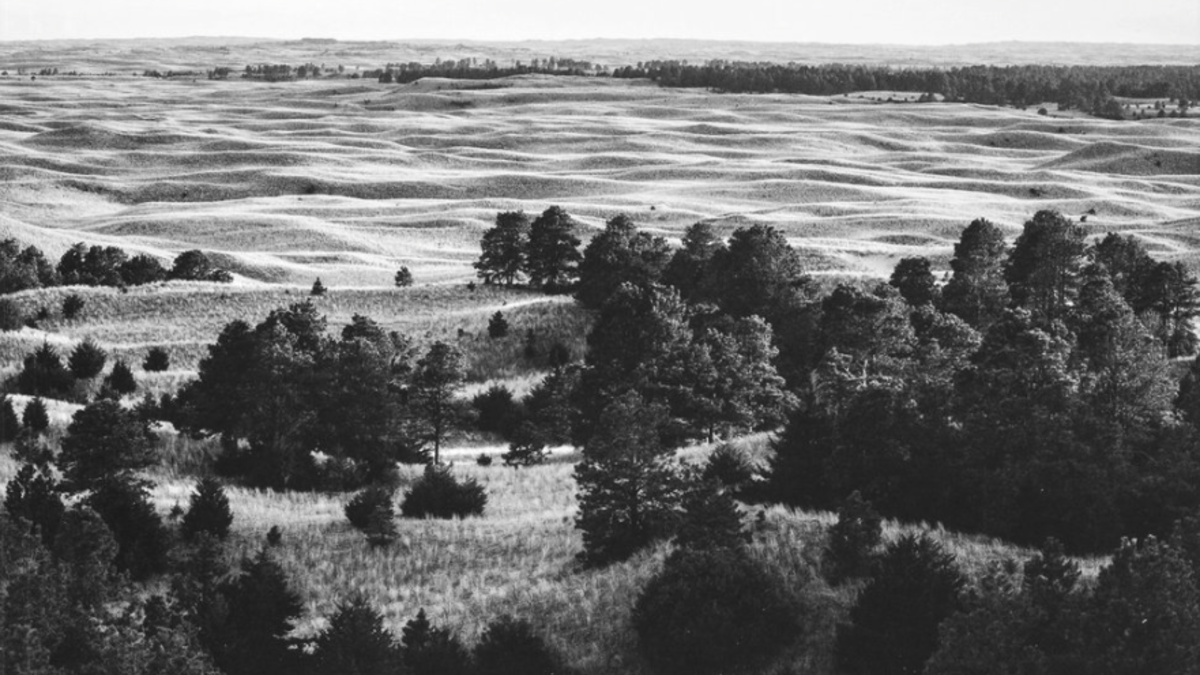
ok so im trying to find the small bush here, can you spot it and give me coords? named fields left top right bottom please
left=62, top=293, right=85, bottom=320
left=266, top=525, right=283, bottom=547
left=394, top=266, right=413, bottom=287
left=836, top=533, right=965, bottom=675
left=634, top=547, right=797, bottom=675
left=476, top=453, right=493, bottom=467
left=0, top=298, right=23, bottom=331
left=401, top=608, right=472, bottom=675
left=472, top=384, right=521, bottom=438
left=824, top=490, right=882, bottom=584
left=702, top=443, right=755, bottom=489
left=180, top=477, right=234, bottom=541
left=674, top=481, right=748, bottom=551
left=474, top=615, right=564, bottom=675
left=311, top=278, right=327, bottom=296
left=142, top=347, right=170, bottom=372
left=400, top=465, right=486, bottom=519
left=502, top=422, right=548, bottom=467
left=345, top=485, right=395, bottom=530
left=488, top=310, right=509, bottom=338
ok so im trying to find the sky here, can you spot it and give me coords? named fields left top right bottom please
left=1, top=0, right=1198, bottom=44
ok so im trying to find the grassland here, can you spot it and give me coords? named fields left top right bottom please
left=0, top=40, right=1190, bottom=672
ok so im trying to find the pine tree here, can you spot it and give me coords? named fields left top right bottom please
left=311, top=277, right=327, bottom=296
left=104, top=359, right=137, bottom=396
left=1005, top=209, right=1087, bottom=326
left=474, top=210, right=530, bottom=286
left=824, top=490, right=883, bottom=584
left=411, top=341, right=464, bottom=464
left=310, top=595, right=402, bottom=675
left=525, top=206, right=582, bottom=292
left=180, top=477, right=234, bottom=541
left=940, top=217, right=1009, bottom=329
left=575, top=214, right=672, bottom=308
left=575, top=391, right=685, bottom=566
left=0, top=394, right=20, bottom=442
left=68, top=338, right=108, bottom=380
left=143, top=346, right=170, bottom=372
left=474, top=615, right=563, bottom=675
left=394, top=266, right=413, bottom=287
left=209, top=550, right=305, bottom=675
left=401, top=608, right=473, bottom=675
left=59, top=399, right=156, bottom=492
left=62, top=293, right=85, bottom=320
left=16, top=342, right=74, bottom=398
left=22, top=396, right=49, bottom=433
left=487, top=310, right=509, bottom=338
left=890, top=256, right=938, bottom=306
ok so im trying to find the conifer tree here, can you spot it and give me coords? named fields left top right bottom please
left=525, top=206, right=581, bottom=292
left=143, top=346, right=170, bottom=372
left=475, top=210, right=530, bottom=286
left=310, top=595, right=402, bottom=675
left=104, top=359, right=138, bottom=396
left=940, top=217, right=1009, bottom=329
left=68, top=338, right=108, bottom=380
left=487, top=310, right=509, bottom=338
left=22, top=396, right=49, bottom=433
left=181, top=477, right=234, bottom=541
left=0, top=394, right=20, bottom=442
left=311, top=277, right=327, bottom=296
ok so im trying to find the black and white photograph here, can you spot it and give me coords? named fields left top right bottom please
left=1, top=1, right=1198, bottom=673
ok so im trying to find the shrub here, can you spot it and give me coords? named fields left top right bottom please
left=836, top=533, right=965, bottom=675
left=311, top=278, right=327, bottom=296
left=472, top=384, right=521, bottom=438
left=0, top=298, right=24, bottom=331
left=59, top=399, right=156, bottom=491
left=674, top=481, right=748, bottom=551
left=143, top=346, right=170, bottom=372
left=634, top=547, right=797, bottom=675
left=22, top=396, right=49, bottom=433
left=364, top=504, right=398, bottom=547
left=474, top=615, right=564, bottom=675
left=104, top=359, right=137, bottom=396
left=476, top=453, right=493, bottom=467
left=310, top=595, right=402, bottom=675
left=68, top=338, right=108, bottom=380
left=701, top=443, right=755, bottom=489
left=4, top=462, right=65, bottom=546
left=488, top=310, right=509, bottom=338
left=824, top=491, right=882, bottom=584
left=547, top=341, right=572, bottom=367
left=16, top=343, right=74, bottom=398
left=502, top=425, right=549, bottom=467
left=400, top=465, right=486, bottom=519
left=401, top=608, right=472, bottom=675
left=394, top=266, right=413, bottom=287
left=119, top=254, right=167, bottom=286
left=0, top=395, right=19, bottom=442
left=180, top=477, right=234, bottom=541
left=266, top=525, right=283, bottom=547
left=345, top=485, right=395, bottom=530
left=62, top=293, right=85, bottom=320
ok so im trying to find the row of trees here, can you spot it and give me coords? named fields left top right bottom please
left=614, top=61, right=1200, bottom=116
left=0, top=240, right=232, bottom=295
left=174, top=303, right=468, bottom=490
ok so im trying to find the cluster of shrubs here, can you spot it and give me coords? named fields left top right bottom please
left=5, top=339, right=164, bottom=402
left=0, top=240, right=232, bottom=295
left=345, top=466, right=487, bottom=545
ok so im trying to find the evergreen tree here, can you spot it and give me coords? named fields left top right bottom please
left=394, top=266, right=414, bottom=287
left=940, top=217, right=1009, bottom=329
left=487, top=310, right=509, bottom=338
left=119, top=253, right=168, bottom=286
left=836, top=533, right=966, bottom=675
left=575, top=391, right=685, bottom=565
left=4, top=462, right=65, bottom=546
left=208, top=549, right=305, bottom=675
left=68, top=338, right=108, bottom=380
left=889, top=256, right=938, bottom=306
left=84, top=478, right=170, bottom=580
left=474, top=615, right=563, bottom=675
left=1005, top=209, right=1087, bottom=325
left=701, top=223, right=808, bottom=323
left=169, top=250, right=223, bottom=281
left=0, top=297, right=23, bottom=331
left=180, top=477, right=234, bottom=541
left=21, top=396, right=49, bottom=433
left=673, top=479, right=748, bottom=551
left=59, top=399, right=156, bottom=492
left=62, top=293, right=85, bottom=320
left=411, top=341, right=464, bottom=464
left=824, top=490, right=882, bottom=584
left=400, top=609, right=473, bottom=675
left=475, top=210, right=530, bottom=286
left=525, top=206, right=582, bottom=292
left=311, top=277, right=327, bottom=296
left=105, top=359, right=138, bottom=396
left=575, top=214, right=672, bottom=308
left=310, top=595, right=402, bottom=675
left=16, top=342, right=74, bottom=398
left=0, top=394, right=20, bottom=442
left=662, top=221, right=726, bottom=302
left=143, top=346, right=170, bottom=372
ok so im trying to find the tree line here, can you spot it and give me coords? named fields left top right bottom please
left=613, top=61, right=1199, bottom=117
left=0, top=241, right=232, bottom=296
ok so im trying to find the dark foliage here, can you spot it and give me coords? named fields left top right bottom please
left=68, top=338, right=108, bottom=380
left=143, top=346, right=171, bottom=371
left=474, top=614, right=565, bottom=675
left=0, top=297, right=23, bottom=331
left=575, top=214, right=672, bottom=309
left=60, top=399, right=156, bottom=492
left=400, top=465, right=487, bottom=519
left=4, top=461, right=65, bottom=546
left=206, top=549, right=305, bottom=675
left=824, top=491, right=882, bottom=584
left=105, top=358, right=138, bottom=395
left=401, top=608, right=473, bottom=675
left=169, top=249, right=231, bottom=282
left=62, top=292, right=86, bottom=320
left=472, top=384, right=522, bottom=439
left=345, top=485, right=395, bottom=530
left=21, top=396, right=49, bottom=433
left=487, top=310, right=509, bottom=338
left=0, top=394, right=20, bottom=441
left=701, top=443, right=755, bottom=490
left=84, top=478, right=171, bottom=580
left=58, top=242, right=128, bottom=287
left=836, top=534, right=965, bottom=675
left=475, top=211, right=530, bottom=286
left=311, top=277, right=327, bottom=296
left=395, top=266, right=414, bottom=287
left=310, top=595, right=403, bottom=675
left=119, top=253, right=168, bottom=286
left=525, top=206, right=582, bottom=292
left=0, top=238, right=58, bottom=293
left=15, top=342, right=74, bottom=398
left=673, top=480, right=748, bottom=551
left=890, top=256, right=938, bottom=306
left=633, top=547, right=797, bottom=675
left=181, top=477, right=234, bottom=541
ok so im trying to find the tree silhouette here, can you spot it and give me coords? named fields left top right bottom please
left=525, top=206, right=581, bottom=292
left=310, top=595, right=402, bottom=675
left=575, top=214, right=671, bottom=308
left=21, top=396, right=49, bottom=433
left=475, top=210, right=530, bottom=286
left=411, top=341, right=464, bottom=464
left=181, top=477, right=234, bottom=541
left=941, top=217, right=1009, bottom=329
left=68, top=338, right=107, bottom=380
